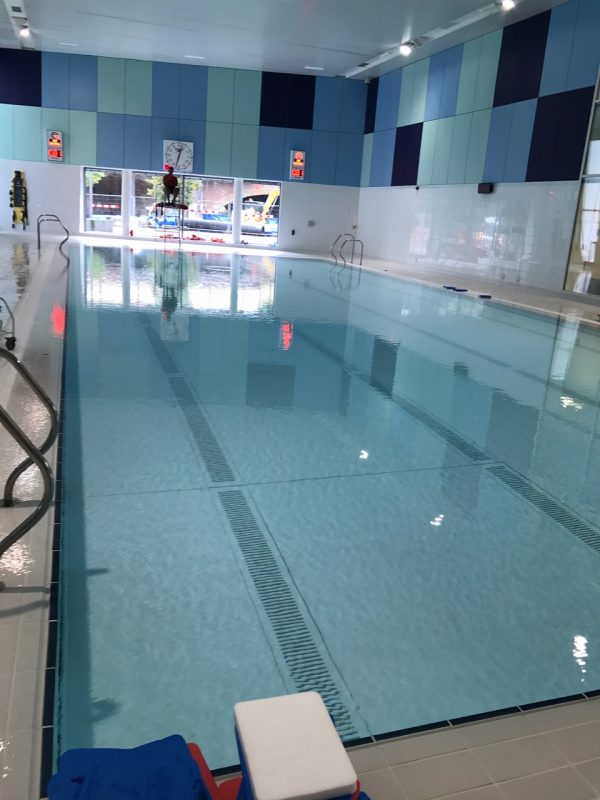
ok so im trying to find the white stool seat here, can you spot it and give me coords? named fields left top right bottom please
left=234, top=692, right=357, bottom=800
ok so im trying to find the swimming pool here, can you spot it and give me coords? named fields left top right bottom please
left=57, top=244, right=600, bottom=769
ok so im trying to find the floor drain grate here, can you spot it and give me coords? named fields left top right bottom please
left=218, top=489, right=359, bottom=740
left=487, top=464, right=600, bottom=554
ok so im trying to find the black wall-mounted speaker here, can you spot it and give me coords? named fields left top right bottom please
left=478, top=182, right=494, bottom=194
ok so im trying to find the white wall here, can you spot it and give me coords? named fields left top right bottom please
left=357, top=182, right=580, bottom=291
left=0, top=159, right=81, bottom=234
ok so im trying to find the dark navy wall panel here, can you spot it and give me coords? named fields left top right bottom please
left=179, top=65, right=207, bottom=121
left=392, top=123, right=423, bottom=186
left=424, top=52, right=445, bottom=121
left=504, top=99, right=536, bottom=182
left=310, top=130, right=337, bottom=184
left=70, top=55, right=98, bottom=112
left=97, top=112, right=125, bottom=168
left=369, top=128, right=396, bottom=186
left=152, top=62, right=180, bottom=118
left=313, top=77, right=342, bottom=131
left=257, top=126, right=286, bottom=180
left=339, top=79, right=367, bottom=133
left=260, top=72, right=287, bottom=127
left=439, top=45, right=463, bottom=119
left=374, top=69, right=402, bottom=131
left=179, top=118, right=205, bottom=174
left=568, top=0, right=600, bottom=91
left=364, top=77, right=379, bottom=134
left=124, top=115, right=151, bottom=169
left=335, top=133, right=362, bottom=186
left=527, top=86, right=594, bottom=181
left=42, top=52, right=69, bottom=108
left=0, top=49, right=41, bottom=106
left=260, top=73, right=315, bottom=129
left=150, top=117, right=179, bottom=171
left=494, top=11, right=551, bottom=107
left=539, top=1, right=577, bottom=96
left=286, top=75, right=315, bottom=130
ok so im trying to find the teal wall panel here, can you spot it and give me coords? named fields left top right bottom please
left=13, top=105, right=42, bottom=161
left=42, top=107, right=70, bottom=140
left=233, top=70, right=261, bottom=125
left=431, top=116, right=454, bottom=184
left=98, top=57, right=125, bottom=114
left=447, top=113, right=471, bottom=184
left=207, top=68, right=235, bottom=123
left=125, top=60, right=152, bottom=116
left=417, top=120, right=438, bottom=185
left=231, top=123, right=258, bottom=177
left=68, top=110, right=97, bottom=165
left=397, top=58, right=429, bottom=126
left=474, top=30, right=502, bottom=111
left=465, top=108, right=491, bottom=183
left=205, top=121, right=232, bottom=175
left=0, top=104, right=13, bottom=158
left=361, top=133, right=373, bottom=187
left=456, top=37, right=481, bottom=115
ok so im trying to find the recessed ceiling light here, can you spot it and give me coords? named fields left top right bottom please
left=58, top=41, right=79, bottom=47
left=501, top=0, right=516, bottom=8
left=184, top=54, right=206, bottom=59
left=399, top=42, right=413, bottom=56
left=304, top=65, right=324, bottom=71
left=19, top=26, right=30, bottom=37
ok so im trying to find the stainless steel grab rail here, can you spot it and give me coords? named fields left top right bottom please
left=330, top=233, right=363, bottom=266
left=37, top=213, right=69, bottom=257
left=0, top=349, right=57, bottom=575
left=340, top=236, right=364, bottom=266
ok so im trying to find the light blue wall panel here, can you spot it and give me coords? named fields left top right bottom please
left=456, top=37, right=481, bottom=115
left=397, top=58, right=429, bottom=126
left=483, top=104, right=512, bottom=183
left=69, top=55, right=97, bottom=112
left=152, top=62, right=180, bottom=118
left=257, top=126, right=285, bottom=181
left=447, top=112, right=472, bottom=183
left=125, top=60, right=152, bottom=116
left=424, top=52, right=445, bottom=121
left=179, top=118, right=205, bottom=174
left=231, top=123, right=258, bottom=178
left=207, top=68, right=235, bottom=123
left=310, top=130, right=337, bottom=184
left=0, top=104, right=14, bottom=158
left=439, top=45, right=463, bottom=119
left=124, top=115, right=151, bottom=169
left=374, top=69, right=402, bottom=131
left=335, top=132, right=362, bottom=186
left=473, top=30, right=501, bottom=111
left=313, top=77, right=342, bottom=131
left=98, top=57, right=125, bottom=114
left=339, top=79, right=367, bottom=133
left=13, top=105, right=42, bottom=161
left=503, top=99, right=536, bottom=182
left=567, top=0, right=600, bottom=90
left=464, top=108, right=491, bottom=183
left=431, top=116, right=454, bottom=184
left=180, top=65, right=208, bottom=121
left=150, top=117, right=179, bottom=171
left=540, top=0, right=577, bottom=96
left=233, top=70, right=260, bottom=125
left=369, top=128, right=396, bottom=186
left=417, top=120, right=438, bottom=184
left=204, top=121, right=232, bottom=175
left=284, top=128, right=312, bottom=179
left=96, top=112, right=125, bottom=168
left=68, top=110, right=96, bottom=165
left=361, top=133, right=373, bottom=187
left=42, top=53, right=69, bottom=109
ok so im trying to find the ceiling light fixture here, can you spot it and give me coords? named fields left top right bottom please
left=399, top=42, right=413, bottom=57
left=58, top=41, right=79, bottom=47
left=304, top=65, right=324, bottom=71
left=19, top=25, right=30, bottom=37
left=184, top=54, right=206, bottom=59
left=501, top=0, right=516, bottom=8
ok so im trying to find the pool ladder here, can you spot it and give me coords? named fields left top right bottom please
left=330, top=233, right=364, bottom=267
left=0, top=349, right=58, bottom=588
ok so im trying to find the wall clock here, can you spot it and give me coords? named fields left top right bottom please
left=163, top=140, right=194, bottom=172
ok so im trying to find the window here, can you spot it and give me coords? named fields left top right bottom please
left=241, top=180, right=280, bottom=246
left=83, top=168, right=122, bottom=234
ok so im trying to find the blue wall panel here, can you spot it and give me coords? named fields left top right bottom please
left=42, top=53, right=69, bottom=108
left=483, top=105, right=512, bottom=182
left=539, top=1, right=577, bottom=96
left=335, top=133, right=362, bottom=186
left=339, top=79, right=367, bottom=133
left=310, top=130, right=337, bottom=184
left=568, top=0, right=600, bottom=91
left=439, top=45, right=463, bottom=119
left=369, top=128, right=396, bottom=186
left=504, top=99, right=537, bottom=182
left=257, top=126, right=286, bottom=180
left=150, top=117, right=180, bottom=171
left=313, top=77, right=342, bottom=131
left=374, top=69, right=402, bottom=131
left=424, top=52, right=445, bottom=121
left=70, top=55, right=97, bottom=112
left=179, top=118, right=205, bottom=174
left=152, top=62, right=180, bottom=118
left=364, top=77, right=379, bottom=134
left=284, top=128, right=312, bottom=179
left=124, top=115, right=151, bottom=170
left=96, top=112, right=125, bottom=168
left=179, top=65, right=207, bottom=121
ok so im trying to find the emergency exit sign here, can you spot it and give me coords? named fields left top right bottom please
left=289, top=150, right=305, bottom=180
left=46, top=130, right=64, bottom=162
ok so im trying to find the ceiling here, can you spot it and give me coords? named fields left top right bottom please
left=0, top=0, right=567, bottom=79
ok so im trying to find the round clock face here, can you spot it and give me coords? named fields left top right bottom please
left=163, top=140, right=194, bottom=172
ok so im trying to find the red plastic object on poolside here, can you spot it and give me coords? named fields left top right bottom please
left=188, top=743, right=242, bottom=800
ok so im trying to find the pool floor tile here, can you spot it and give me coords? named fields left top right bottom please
left=393, top=750, right=492, bottom=800
left=497, top=766, right=597, bottom=800
left=358, top=768, right=409, bottom=800
left=546, top=721, right=600, bottom=764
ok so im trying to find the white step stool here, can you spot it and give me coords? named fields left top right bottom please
left=234, top=692, right=358, bottom=800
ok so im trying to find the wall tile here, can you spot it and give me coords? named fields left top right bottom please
left=259, top=73, right=315, bottom=129
left=440, top=45, right=463, bottom=119
left=336, top=132, right=363, bottom=186
left=150, top=117, right=180, bottom=171
left=257, top=126, right=285, bottom=180
left=124, top=114, right=151, bottom=169
left=313, top=77, right=342, bottom=132
left=494, top=12, right=551, bottom=106
left=69, top=55, right=97, bottom=112
left=504, top=98, right=536, bottom=182
left=284, top=128, right=312, bottom=179
left=568, top=0, right=600, bottom=91
left=42, top=53, right=69, bottom=109
left=392, top=122, right=423, bottom=186
left=474, top=30, right=502, bottom=111
left=152, top=62, right=180, bottom=118
left=364, top=77, right=379, bottom=134
left=310, top=129, right=338, bottom=184
left=231, top=123, right=259, bottom=178
left=96, top=111, right=125, bottom=168
left=375, top=69, right=403, bottom=131
left=397, top=58, right=429, bottom=126
left=125, top=60, right=152, bottom=116
left=540, top=0, right=577, bottom=96
left=431, top=115, right=454, bottom=183
left=42, top=108, right=70, bottom=156
left=339, top=79, right=367, bottom=133
left=207, top=67, right=235, bottom=123
left=0, top=104, right=14, bottom=158
left=97, top=57, right=125, bottom=114
left=204, top=121, right=232, bottom=176
left=465, top=108, right=491, bottom=183
left=361, top=133, right=373, bottom=187
left=68, top=110, right=97, bottom=166
left=417, top=119, right=438, bottom=184
left=425, top=51, right=445, bottom=121
left=13, top=105, right=43, bottom=161
left=179, top=65, right=207, bottom=121
left=0, top=50, right=41, bottom=107
left=456, top=37, right=482, bottom=115
left=447, top=112, right=472, bottom=184
left=370, top=128, right=396, bottom=186
left=179, top=118, right=205, bottom=174
left=233, top=70, right=261, bottom=125
left=484, top=104, right=512, bottom=182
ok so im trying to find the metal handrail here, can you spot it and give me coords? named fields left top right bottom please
left=37, top=213, right=69, bottom=257
left=340, top=236, right=364, bottom=266
left=0, top=350, right=57, bottom=573
left=1, top=349, right=58, bottom=506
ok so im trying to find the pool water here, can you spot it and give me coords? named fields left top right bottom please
left=58, top=245, right=600, bottom=768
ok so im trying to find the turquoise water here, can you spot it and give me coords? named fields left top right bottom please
left=58, top=245, right=600, bottom=768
